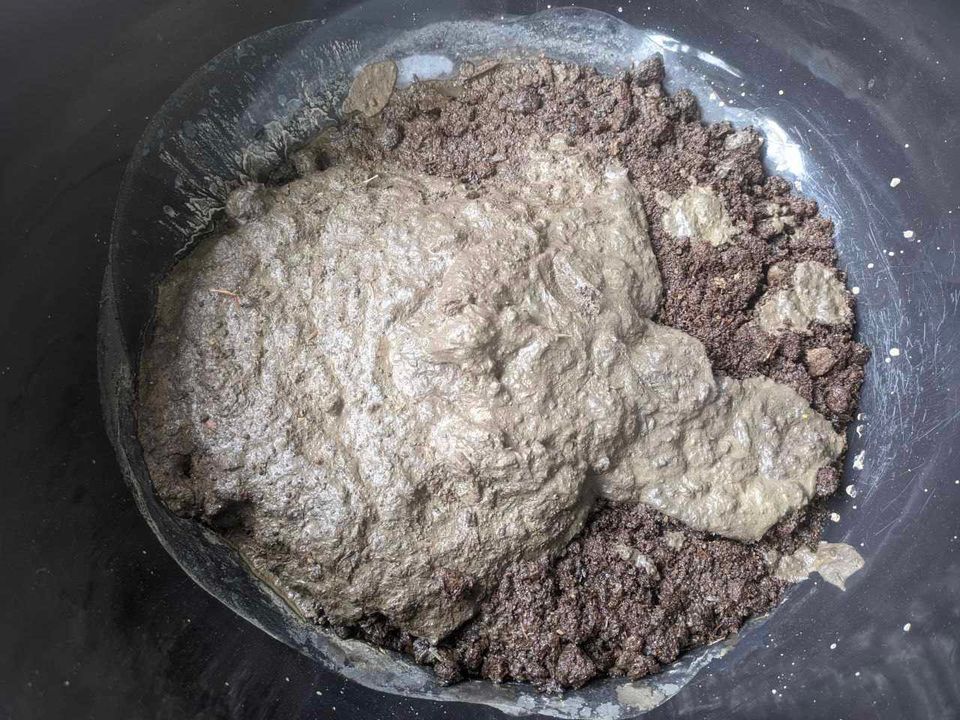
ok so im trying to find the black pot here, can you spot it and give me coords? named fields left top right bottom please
left=5, top=1, right=960, bottom=718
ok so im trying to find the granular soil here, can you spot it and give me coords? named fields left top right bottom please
left=314, top=56, right=867, bottom=690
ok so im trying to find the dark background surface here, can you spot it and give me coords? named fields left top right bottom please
left=2, top=1, right=958, bottom=719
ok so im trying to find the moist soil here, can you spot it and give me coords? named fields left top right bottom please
left=321, top=56, right=868, bottom=691
left=173, top=56, right=869, bottom=691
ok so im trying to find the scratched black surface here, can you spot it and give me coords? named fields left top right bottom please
left=1, top=1, right=958, bottom=719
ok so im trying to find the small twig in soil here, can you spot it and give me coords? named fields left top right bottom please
left=210, top=288, right=242, bottom=306
left=462, top=60, right=501, bottom=82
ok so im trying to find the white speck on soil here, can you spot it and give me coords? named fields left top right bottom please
left=853, top=450, right=866, bottom=470
left=889, top=177, right=901, bottom=187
